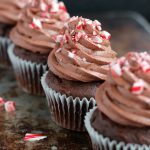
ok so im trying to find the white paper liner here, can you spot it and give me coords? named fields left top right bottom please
left=85, top=107, right=150, bottom=150
left=41, top=71, right=96, bottom=131
left=8, top=43, right=48, bottom=95
left=0, top=37, right=11, bottom=67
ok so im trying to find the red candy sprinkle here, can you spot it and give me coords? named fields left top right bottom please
left=101, top=31, right=111, bottom=40
left=4, top=101, right=16, bottom=112
left=131, top=80, right=144, bottom=94
left=24, top=133, right=47, bottom=142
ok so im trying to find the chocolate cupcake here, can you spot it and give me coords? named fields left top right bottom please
left=85, top=51, right=150, bottom=149
left=41, top=16, right=117, bottom=131
left=8, top=0, right=70, bottom=95
left=0, top=0, right=30, bottom=67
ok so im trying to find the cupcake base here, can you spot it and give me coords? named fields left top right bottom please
left=8, top=44, right=48, bottom=95
left=85, top=107, right=150, bottom=150
left=0, top=37, right=11, bottom=68
left=41, top=71, right=96, bottom=131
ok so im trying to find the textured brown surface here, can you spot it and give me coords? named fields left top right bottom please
left=0, top=12, right=150, bottom=150
left=91, top=108, right=150, bottom=145
left=14, top=46, right=48, bottom=64
left=46, top=71, right=102, bottom=99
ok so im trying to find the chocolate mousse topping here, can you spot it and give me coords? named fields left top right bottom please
left=48, top=16, right=117, bottom=82
left=10, top=0, right=70, bottom=54
left=0, top=0, right=30, bottom=24
left=96, top=52, right=150, bottom=127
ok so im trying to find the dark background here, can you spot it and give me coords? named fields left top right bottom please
left=61, top=0, right=150, bottom=21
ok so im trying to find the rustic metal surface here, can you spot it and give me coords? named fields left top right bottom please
left=0, top=12, right=150, bottom=150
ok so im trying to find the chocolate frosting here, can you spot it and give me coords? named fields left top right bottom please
left=96, top=52, right=150, bottom=127
left=10, top=0, right=70, bottom=54
left=0, top=0, right=30, bottom=25
left=48, top=16, right=117, bottom=82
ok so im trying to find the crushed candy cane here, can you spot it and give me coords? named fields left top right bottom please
left=101, top=31, right=111, bottom=40
left=74, top=32, right=83, bottom=42
left=110, top=62, right=122, bottom=77
left=92, top=36, right=102, bottom=44
left=68, top=52, right=75, bottom=59
left=0, top=97, right=5, bottom=107
left=131, top=80, right=145, bottom=94
left=140, top=61, right=150, bottom=73
left=30, top=18, right=42, bottom=29
left=24, top=133, right=47, bottom=142
left=4, top=101, right=16, bottom=112
left=53, top=35, right=67, bottom=44
left=59, top=2, right=67, bottom=12
left=40, top=1, right=48, bottom=11
left=59, top=13, right=70, bottom=21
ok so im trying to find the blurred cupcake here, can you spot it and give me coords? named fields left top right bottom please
left=85, top=51, right=150, bottom=149
left=41, top=16, right=117, bottom=131
left=8, top=0, right=70, bottom=95
left=0, top=0, right=30, bottom=67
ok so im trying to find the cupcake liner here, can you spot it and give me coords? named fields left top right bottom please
left=0, top=37, right=11, bottom=67
left=41, top=71, right=96, bottom=131
left=8, top=43, right=48, bottom=95
left=85, top=107, right=150, bottom=150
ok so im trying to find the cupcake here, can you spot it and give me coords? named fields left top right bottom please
left=8, top=0, right=70, bottom=95
left=41, top=16, right=117, bottom=131
left=0, top=0, right=30, bottom=67
left=85, top=51, right=150, bottom=149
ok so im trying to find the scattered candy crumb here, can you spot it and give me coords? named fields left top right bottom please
left=51, top=146, right=58, bottom=150
left=0, top=97, right=16, bottom=112
left=0, top=97, right=5, bottom=107
left=24, top=133, right=47, bottom=142
left=4, top=101, right=16, bottom=112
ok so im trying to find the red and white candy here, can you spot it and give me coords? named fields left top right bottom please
left=30, top=18, right=42, bottom=29
left=59, top=2, right=67, bottom=12
left=4, top=101, right=16, bottom=112
left=53, top=34, right=67, bottom=44
left=140, top=61, right=150, bottom=73
left=101, top=31, right=111, bottom=40
left=59, top=13, right=70, bottom=21
left=50, top=1, right=59, bottom=13
left=24, top=133, right=47, bottom=142
left=0, top=97, right=5, bottom=107
left=40, top=0, right=48, bottom=11
left=110, top=62, right=122, bottom=77
left=131, top=80, right=144, bottom=94
left=92, top=36, right=102, bottom=44
left=74, top=32, right=83, bottom=42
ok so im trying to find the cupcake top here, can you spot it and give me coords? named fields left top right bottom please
left=0, top=0, right=31, bottom=25
left=96, top=51, right=150, bottom=127
left=10, top=0, right=70, bottom=54
left=48, top=16, right=117, bottom=82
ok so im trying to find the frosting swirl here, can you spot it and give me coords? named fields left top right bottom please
left=10, top=0, right=70, bottom=54
left=0, top=0, right=31, bottom=25
left=48, top=16, right=117, bottom=82
left=96, top=52, right=150, bottom=127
